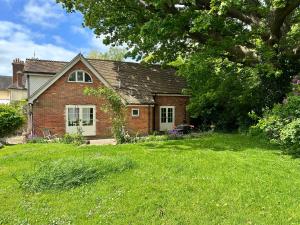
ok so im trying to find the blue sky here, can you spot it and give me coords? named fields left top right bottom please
left=0, top=0, right=111, bottom=75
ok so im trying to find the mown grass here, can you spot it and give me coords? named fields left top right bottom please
left=1, top=133, right=300, bottom=224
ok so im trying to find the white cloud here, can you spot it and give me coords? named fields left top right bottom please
left=22, top=0, right=64, bottom=28
left=0, top=21, right=76, bottom=75
left=52, top=35, right=65, bottom=45
left=71, top=25, right=111, bottom=53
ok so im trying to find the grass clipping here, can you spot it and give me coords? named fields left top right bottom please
left=17, top=157, right=134, bottom=192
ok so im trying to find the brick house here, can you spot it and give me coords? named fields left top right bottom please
left=25, top=54, right=189, bottom=138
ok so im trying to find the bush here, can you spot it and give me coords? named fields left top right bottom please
left=279, top=119, right=300, bottom=155
left=17, top=157, right=134, bottom=192
left=251, top=95, right=300, bottom=155
left=0, top=105, right=25, bottom=138
left=61, top=133, right=85, bottom=145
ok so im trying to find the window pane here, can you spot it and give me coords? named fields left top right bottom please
left=68, top=72, right=76, bottom=81
left=77, top=71, right=84, bottom=81
left=161, top=108, right=166, bottom=123
left=168, top=108, right=173, bottom=123
left=85, top=74, right=92, bottom=83
left=132, top=109, right=139, bottom=117
left=68, top=107, right=79, bottom=126
left=82, top=108, right=93, bottom=126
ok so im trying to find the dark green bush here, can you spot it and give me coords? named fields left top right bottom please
left=17, top=157, right=134, bottom=192
left=0, top=105, right=25, bottom=138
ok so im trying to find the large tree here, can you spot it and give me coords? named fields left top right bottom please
left=87, top=47, right=126, bottom=61
left=57, top=0, right=300, bottom=129
left=58, top=0, right=300, bottom=64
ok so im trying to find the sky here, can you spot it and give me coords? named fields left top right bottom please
left=0, top=0, right=111, bottom=75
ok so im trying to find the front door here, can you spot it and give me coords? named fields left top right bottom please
left=66, top=105, right=96, bottom=136
left=160, top=106, right=175, bottom=131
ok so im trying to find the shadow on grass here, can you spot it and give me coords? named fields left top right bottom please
left=141, top=133, right=280, bottom=153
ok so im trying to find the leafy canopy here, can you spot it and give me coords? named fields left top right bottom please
left=58, top=0, right=300, bottom=129
left=57, top=0, right=300, bottom=66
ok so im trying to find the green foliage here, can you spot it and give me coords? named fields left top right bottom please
left=17, top=157, right=134, bottom=192
left=84, top=87, right=126, bottom=144
left=0, top=104, right=25, bottom=138
left=26, top=137, right=48, bottom=144
left=58, top=0, right=300, bottom=131
left=179, top=52, right=290, bottom=130
left=279, top=119, right=300, bottom=153
left=87, top=47, right=126, bottom=61
left=251, top=95, right=300, bottom=155
left=61, top=131, right=85, bottom=145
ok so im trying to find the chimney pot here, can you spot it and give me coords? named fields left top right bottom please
left=12, top=58, right=25, bottom=88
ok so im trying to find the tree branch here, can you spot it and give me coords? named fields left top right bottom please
left=268, top=0, right=300, bottom=45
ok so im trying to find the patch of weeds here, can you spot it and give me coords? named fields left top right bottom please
left=16, top=157, right=135, bottom=192
left=26, top=137, right=48, bottom=144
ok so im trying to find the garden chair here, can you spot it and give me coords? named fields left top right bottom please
left=42, top=128, right=58, bottom=140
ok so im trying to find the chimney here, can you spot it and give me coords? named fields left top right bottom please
left=12, top=58, right=25, bottom=88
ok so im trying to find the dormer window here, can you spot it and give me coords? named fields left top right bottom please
left=68, top=70, right=92, bottom=83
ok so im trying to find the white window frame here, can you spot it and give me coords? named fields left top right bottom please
left=65, top=105, right=96, bottom=136
left=131, top=108, right=140, bottom=117
left=68, top=70, right=93, bottom=83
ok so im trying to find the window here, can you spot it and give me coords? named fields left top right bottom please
left=167, top=108, right=173, bottom=123
left=132, top=108, right=139, bottom=117
left=161, top=108, right=166, bottom=123
left=68, top=70, right=92, bottom=83
left=82, top=108, right=94, bottom=126
left=68, top=107, right=79, bottom=126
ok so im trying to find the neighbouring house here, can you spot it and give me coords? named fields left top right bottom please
left=0, top=59, right=27, bottom=104
left=9, top=59, right=27, bottom=102
left=0, top=75, right=11, bottom=104
left=25, top=54, right=189, bottom=138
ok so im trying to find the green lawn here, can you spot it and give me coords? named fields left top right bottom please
left=1, top=133, right=300, bottom=225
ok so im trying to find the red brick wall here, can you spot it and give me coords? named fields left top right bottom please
left=154, top=96, right=189, bottom=131
left=125, top=105, right=154, bottom=135
left=32, top=61, right=112, bottom=138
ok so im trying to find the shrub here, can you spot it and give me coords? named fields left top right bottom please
left=61, top=133, right=85, bottom=145
left=0, top=105, right=25, bottom=138
left=251, top=95, right=300, bottom=155
left=279, top=119, right=300, bottom=155
left=17, top=157, right=134, bottom=192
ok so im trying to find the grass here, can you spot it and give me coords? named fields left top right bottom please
left=1, top=133, right=300, bottom=224
left=17, top=157, right=134, bottom=192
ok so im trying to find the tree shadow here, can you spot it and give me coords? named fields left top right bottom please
left=140, top=134, right=280, bottom=153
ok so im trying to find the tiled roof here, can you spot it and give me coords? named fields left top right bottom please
left=25, top=58, right=187, bottom=104
left=24, top=59, right=66, bottom=74
left=0, top=75, right=11, bottom=90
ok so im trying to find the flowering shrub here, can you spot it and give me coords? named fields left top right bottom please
left=251, top=95, right=300, bottom=155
